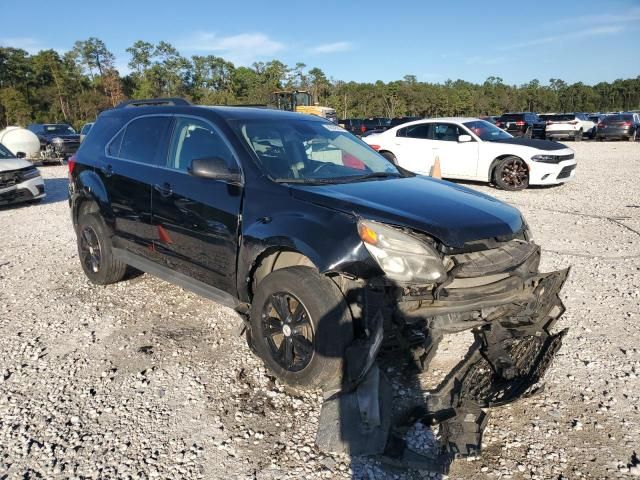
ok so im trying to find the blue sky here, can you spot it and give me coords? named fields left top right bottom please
left=1, top=0, right=639, bottom=85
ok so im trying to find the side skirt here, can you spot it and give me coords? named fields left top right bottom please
left=113, top=247, right=239, bottom=309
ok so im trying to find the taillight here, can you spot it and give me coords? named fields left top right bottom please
left=68, top=155, right=76, bottom=180
left=622, top=121, right=632, bottom=127
left=360, top=125, right=366, bottom=133
left=496, top=121, right=502, bottom=126
left=515, top=121, right=525, bottom=126
left=369, top=144, right=381, bottom=151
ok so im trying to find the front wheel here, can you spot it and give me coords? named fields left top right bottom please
left=249, top=266, right=353, bottom=391
left=76, top=213, right=128, bottom=285
left=493, top=156, right=529, bottom=191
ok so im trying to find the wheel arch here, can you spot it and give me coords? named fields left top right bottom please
left=249, top=248, right=317, bottom=299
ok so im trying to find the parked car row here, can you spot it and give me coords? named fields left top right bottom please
left=339, top=116, right=422, bottom=136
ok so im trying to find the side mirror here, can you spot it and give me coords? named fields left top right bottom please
left=458, top=134, right=472, bottom=143
left=188, top=157, right=242, bottom=184
left=16, top=151, right=27, bottom=159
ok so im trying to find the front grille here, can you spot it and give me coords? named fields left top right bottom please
left=0, top=170, right=24, bottom=189
left=0, top=188, right=33, bottom=205
left=557, top=164, right=576, bottom=179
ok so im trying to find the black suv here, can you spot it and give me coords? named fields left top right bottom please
left=27, top=123, right=81, bottom=163
left=69, top=98, right=568, bottom=465
left=495, top=112, right=546, bottom=139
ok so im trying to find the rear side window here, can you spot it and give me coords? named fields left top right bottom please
left=111, top=116, right=172, bottom=165
left=398, top=123, right=431, bottom=139
left=549, top=114, right=576, bottom=122
left=167, top=117, right=235, bottom=171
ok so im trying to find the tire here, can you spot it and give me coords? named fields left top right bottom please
left=597, top=136, right=604, bottom=142
left=574, top=129, right=583, bottom=142
left=249, top=266, right=353, bottom=390
left=629, top=130, right=637, bottom=142
left=76, top=212, right=128, bottom=285
left=492, top=156, right=529, bottom=191
left=380, top=151, right=398, bottom=165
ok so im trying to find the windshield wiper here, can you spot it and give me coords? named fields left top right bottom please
left=273, top=171, right=401, bottom=185
left=343, top=171, right=402, bottom=182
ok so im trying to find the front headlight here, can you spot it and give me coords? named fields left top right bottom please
left=52, top=137, right=64, bottom=144
left=531, top=154, right=556, bottom=163
left=358, top=219, right=447, bottom=284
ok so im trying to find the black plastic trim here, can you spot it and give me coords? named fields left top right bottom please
left=113, top=247, right=239, bottom=309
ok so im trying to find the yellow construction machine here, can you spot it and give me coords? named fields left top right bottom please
left=270, top=90, right=338, bottom=123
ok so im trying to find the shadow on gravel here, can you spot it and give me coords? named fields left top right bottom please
left=42, top=177, right=70, bottom=204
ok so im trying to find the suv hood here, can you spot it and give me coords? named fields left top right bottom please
left=0, top=157, right=33, bottom=172
left=489, top=138, right=567, bottom=151
left=290, top=176, right=524, bottom=248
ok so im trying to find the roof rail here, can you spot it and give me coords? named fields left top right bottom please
left=115, top=97, right=191, bottom=109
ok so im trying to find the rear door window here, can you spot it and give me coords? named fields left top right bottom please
left=116, top=116, right=172, bottom=165
left=398, top=123, right=431, bottom=139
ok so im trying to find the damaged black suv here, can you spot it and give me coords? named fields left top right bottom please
left=69, top=98, right=568, bottom=470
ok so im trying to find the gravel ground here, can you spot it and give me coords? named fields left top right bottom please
left=0, top=141, right=638, bottom=479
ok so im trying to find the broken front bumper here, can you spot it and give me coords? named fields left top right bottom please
left=316, top=266, right=570, bottom=473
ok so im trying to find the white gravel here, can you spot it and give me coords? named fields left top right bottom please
left=0, top=141, right=638, bottom=479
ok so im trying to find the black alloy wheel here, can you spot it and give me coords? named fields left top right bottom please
left=498, top=157, right=529, bottom=190
left=79, top=226, right=102, bottom=274
left=261, top=292, right=314, bottom=372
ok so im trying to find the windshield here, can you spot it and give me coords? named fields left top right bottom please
left=44, top=124, right=76, bottom=135
left=0, top=143, right=15, bottom=159
left=463, top=120, right=513, bottom=141
left=233, top=119, right=402, bottom=184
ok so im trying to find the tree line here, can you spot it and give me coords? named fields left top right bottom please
left=1, top=37, right=639, bottom=129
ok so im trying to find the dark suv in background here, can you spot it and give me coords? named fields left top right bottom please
left=27, top=123, right=81, bottom=163
left=496, top=112, right=546, bottom=139
left=69, top=97, right=568, bottom=467
left=596, top=113, right=640, bottom=141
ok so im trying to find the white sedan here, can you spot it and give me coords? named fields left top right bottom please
left=363, top=117, right=577, bottom=190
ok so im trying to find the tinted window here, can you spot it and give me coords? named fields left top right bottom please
left=499, top=114, right=524, bottom=121
left=167, top=117, right=235, bottom=171
left=398, top=123, right=431, bottom=139
left=432, top=123, right=466, bottom=141
left=107, top=129, right=125, bottom=156
left=548, top=114, right=576, bottom=121
left=463, top=120, right=512, bottom=141
left=605, top=114, right=633, bottom=122
left=118, top=116, right=171, bottom=165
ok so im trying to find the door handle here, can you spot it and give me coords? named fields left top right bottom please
left=153, top=183, right=173, bottom=197
left=101, top=164, right=113, bottom=178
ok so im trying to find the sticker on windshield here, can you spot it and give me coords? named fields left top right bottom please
left=322, top=124, right=346, bottom=132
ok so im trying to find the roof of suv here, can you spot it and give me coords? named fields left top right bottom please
left=103, top=102, right=326, bottom=123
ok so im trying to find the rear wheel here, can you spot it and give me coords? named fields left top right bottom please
left=76, top=213, right=128, bottom=285
left=249, top=266, right=353, bottom=390
left=629, top=129, right=637, bottom=142
left=380, top=151, right=398, bottom=165
left=493, top=156, right=529, bottom=191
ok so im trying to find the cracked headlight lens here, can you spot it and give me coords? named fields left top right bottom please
left=358, top=219, right=446, bottom=284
